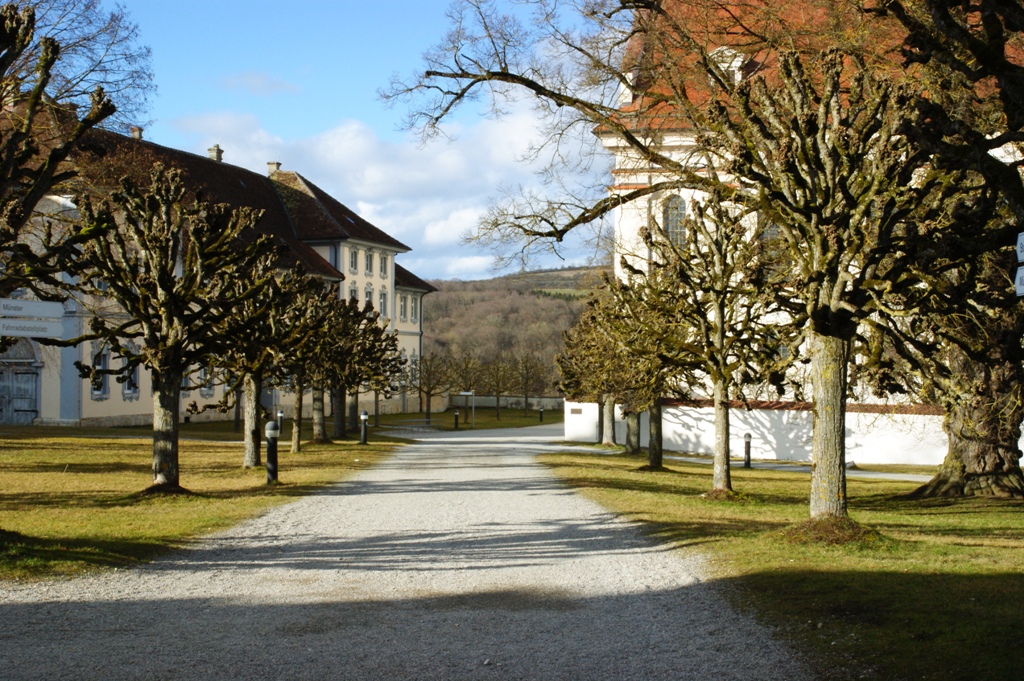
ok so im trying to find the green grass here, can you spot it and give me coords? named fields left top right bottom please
left=0, top=427, right=396, bottom=580
left=536, top=451, right=1024, bottom=681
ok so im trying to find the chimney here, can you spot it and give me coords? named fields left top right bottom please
left=130, top=126, right=143, bottom=140
left=208, top=144, right=223, bottom=162
left=267, top=161, right=282, bottom=175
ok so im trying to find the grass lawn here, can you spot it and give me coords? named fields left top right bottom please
left=0, top=423, right=398, bottom=580
left=537, top=451, right=1024, bottom=681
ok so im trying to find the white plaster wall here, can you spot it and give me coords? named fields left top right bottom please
left=564, top=401, right=601, bottom=442
left=570, top=401, right=952, bottom=466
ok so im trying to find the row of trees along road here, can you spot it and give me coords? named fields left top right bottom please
left=387, top=0, right=1024, bottom=515
left=0, top=2, right=405, bottom=492
left=406, top=348, right=554, bottom=423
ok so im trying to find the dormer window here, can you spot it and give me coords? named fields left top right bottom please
left=710, top=46, right=748, bottom=86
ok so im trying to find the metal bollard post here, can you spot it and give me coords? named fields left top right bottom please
left=454, top=410, right=459, bottom=430
left=276, top=409, right=284, bottom=431
left=744, top=433, right=752, bottom=469
left=539, top=407, right=544, bottom=423
left=360, top=410, right=369, bottom=445
left=265, top=421, right=280, bottom=484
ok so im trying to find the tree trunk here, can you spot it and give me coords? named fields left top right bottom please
left=494, top=392, right=501, bottom=420
left=712, top=375, right=732, bottom=492
left=291, top=373, right=304, bottom=454
left=625, top=411, right=641, bottom=455
left=151, top=369, right=182, bottom=488
left=596, top=396, right=604, bottom=443
left=647, top=401, right=663, bottom=469
left=602, top=395, right=616, bottom=445
left=311, top=380, right=329, bottom=443
left=374, top=391, right=380, bottom=427
left=915, top=349, right=1024, bottom=498
left=809, top=331, right=849, bottom=518
left=243, top=372, right=262, bottom=468
left=333, top=386, right=346, bottom=439
left=424, top=388, right=432, bottom=424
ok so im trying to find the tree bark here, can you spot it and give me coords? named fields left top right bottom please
left=243, top=372, right=262, bottom=468
left=625, top=411, right=641, bottom=455
left=602, top=395, right=616, bottom=445
left=809, top=331, right=849, bottom=518
left=647, top=401, right=663, bottom=469
left=311, top=381, right=329, bottom=443
left=151, top=369, right=182, bottom=488
left=712, top=375, right=732, bottom=492
left=332, top=386, right=346, bottom=439
left=915, top=349, right=1024, bottom=498
left=233, top=387, right=242, bottom=433
left=291, top=373, right=304, bottom=454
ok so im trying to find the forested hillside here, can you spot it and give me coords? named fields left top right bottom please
left=420, top=267, right=604, bottom=396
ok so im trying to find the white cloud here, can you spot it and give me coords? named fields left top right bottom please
left=166, top=102, right=603, bottom=280
left=219, top=71, right=302, bottom=96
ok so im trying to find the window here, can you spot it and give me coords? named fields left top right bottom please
left=122, top=358, right=139, bottom=402
left=199, top=365, right=215, bottom=399
left=410, top=296, right=419, bottom=322
left=365, top=250, right=374, bottom=275
left=349, top=248, right=359, bottom=274
left=90, top=345, right=109, bottom=400
left=365, top=283, right=373, bottom=306
left=379, top=288, right=388, bottom=316
left=349, top=282, right=359, bottom=301
left=663, top=195, right=685, bottom=246
left=329, top=244, right=339, bottom=270
left=399, top=294, right=408, bottom=321
left=380, top=253, right=388, bottom=278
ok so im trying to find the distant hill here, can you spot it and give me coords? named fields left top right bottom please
left=422, top=266, right=607, bottom=368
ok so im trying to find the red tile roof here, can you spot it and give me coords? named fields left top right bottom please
left=394, top=263, right=437, bottom=293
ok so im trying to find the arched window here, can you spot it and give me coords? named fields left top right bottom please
left=663, top=195, right=685, bottom=246
left=365, top=283, right=373, bottom=306
left=349, top=282, right=359, bottom=301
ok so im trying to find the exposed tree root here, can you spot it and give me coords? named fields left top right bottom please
left=634, top=464, right=665, bottom=472
left=909, top=469, right=1024, bottom=499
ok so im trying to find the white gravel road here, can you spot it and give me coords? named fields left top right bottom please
left=0, top=424, right=812, bottom=680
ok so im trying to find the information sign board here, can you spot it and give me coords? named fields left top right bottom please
left=0, top=319, right=63, bottom=338
left=0, top=298, right=64, bottom=319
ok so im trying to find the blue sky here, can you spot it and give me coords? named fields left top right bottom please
left=122, top=0, right=603, bottom=280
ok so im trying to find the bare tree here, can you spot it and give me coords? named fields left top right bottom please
left=74, top=164, right=278, bottom=491
left=389, top=1, right=956, bottom=518
left=13, top=0, right=153, bottom=130
left=0, top=3, right=114, bottom=302
left=408, top=351, right=452, bottom=424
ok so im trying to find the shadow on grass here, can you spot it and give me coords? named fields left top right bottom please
left=722, top=568, right=1024, bottom=681
left=0, top=529, right=179, bottom=576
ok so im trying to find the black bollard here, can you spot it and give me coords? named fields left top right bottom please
left=539, top=407, right=544, bottom=423
left=454, top=410, right=459, bottom=430
left=744, top=433, right=752, bottom=469
left=360, top=410, right=369, bottom=445
left=265, top=421, right=280, bottom=484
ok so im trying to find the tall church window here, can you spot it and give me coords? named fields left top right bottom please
left=663, top=195, right=685, bottom=246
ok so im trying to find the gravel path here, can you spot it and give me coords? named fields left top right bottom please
left=0, top=424, right=812, bottom=680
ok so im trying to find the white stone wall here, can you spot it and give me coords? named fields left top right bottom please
left=565, top=401, right=953, bottom=466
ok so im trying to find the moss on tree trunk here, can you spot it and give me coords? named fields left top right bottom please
left=916, top=349, right=1024, bottom=498
left=712, top=376, right=732, bottom=492
left=810, top=331, right=848, bottom=519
